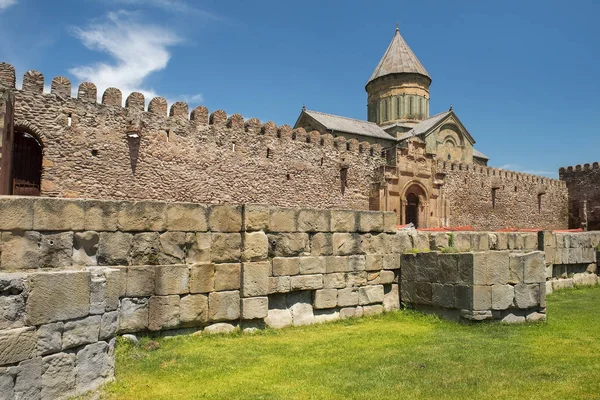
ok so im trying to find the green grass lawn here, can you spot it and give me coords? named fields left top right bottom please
left=102, top=286, right=600, bottom=400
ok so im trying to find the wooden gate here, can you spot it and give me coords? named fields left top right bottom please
left=11, top=131, right=42, bottom=196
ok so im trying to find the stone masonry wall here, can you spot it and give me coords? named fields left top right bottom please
left=559, top=162, right=600, bottom=230
left=438, top=161, right=568, bottom=230
left=0, top=63, right=384, bottom=210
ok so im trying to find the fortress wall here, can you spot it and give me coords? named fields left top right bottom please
left=437, top=161, right=568, bottom=230
left=0, top=63, right=384, bottom=210
left=559, top=162, right=600, bottom=229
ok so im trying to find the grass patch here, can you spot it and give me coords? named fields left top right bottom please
left=102, top=287, right=600, bottom=400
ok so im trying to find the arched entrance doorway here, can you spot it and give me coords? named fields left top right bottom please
left=405, top=193, right=419, bottom=227
left=11, top=130, right=43, bottom=196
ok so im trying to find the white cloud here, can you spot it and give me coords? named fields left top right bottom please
left=109, top=0, right=221, bottom=20
left=0, top=0, right=17, bottom=11
left=179, top=93, right=204, bottom=105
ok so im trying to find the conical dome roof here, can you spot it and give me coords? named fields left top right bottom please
left=367, top=28, right=431, bottom=85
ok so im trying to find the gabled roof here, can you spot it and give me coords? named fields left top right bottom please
left=295, top=109, right=396, bottom=141
left=367, top=28, right=431, bottom=86
left=473, top=148, right=489, bottom=160
left=397, top=111, right=452, bottom=141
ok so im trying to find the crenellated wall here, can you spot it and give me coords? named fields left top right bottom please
left=437, top=161, right=568, bottom=230
left=0, top=62, right=385, bottom=209
left=559, top=162, right=600, bottom=230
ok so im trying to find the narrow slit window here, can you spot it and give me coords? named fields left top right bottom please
left=492, top=188, right=497, bottom=208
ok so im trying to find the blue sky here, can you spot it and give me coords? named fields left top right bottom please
left=0, top=0, right=598, bottom=178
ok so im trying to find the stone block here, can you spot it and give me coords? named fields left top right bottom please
left=526, top=312, right=546, bottom=323
left=383, top=284, right=400, bottom=311
left=119, top=201, right=166, bottom=232
left=73, top=231, right=99, bottom=267
left=323, top=273, right=346, bottom=289
left=363, top=304, right=384, bottom=316
left=310, top=233, right=333, bottom=256
left=472, top=285, right=492, bottom=311
left=272, top=257, right=299, bottom=276
left=473, top=251, right=509, bottom=285
left=382, top=254, right=400, bottom=270
left=454, top=285, right=472, bottom=310
left=118, top=297, right=148, bottom=333
left=214, top=263, right=241, bottom=291
left=0, top=231, right=42, bottom=269
left=400, top=254, right=417, bottom=281
left=62, top=315, right=101, bottom=350
left=75, top=341, right=112, bottom=394
left=508, top=253, right=524, bottom=284
left=313, top=289, right=337, bottom=309
left=508, top=233, right=524, bottom=250
left=208, top=205, right=242, bottom=233
left=523, top=251, right=545, bottom=284
left=268, top=233, right=309, bottom=257
left=453, top=232, right=472, bottom=251
left=429, top=232, right=449, bottom=251
left=360, top=233, right=384, bottom=255
left=365, top=255, right=383, bottom=271
left=190, top=263, right=214, bottom=293
left=269, top=208, right=297, bottom=232
left=14, top=356, right=42, bottom=399
left=389, top=232, right=412, bottom=254
left=339, top=307, right=360, bottom=319
left=502, top=313, right=526, bottom=324
left=491, top=285, right=514, bottom=310
left=242, top=231, right=268, bottom=261
left=299, top=257, right=326, bottom=274
left=573, top=273, right=599, bottom=286
left=129, top=232, right=161, bottom=265
left=290, top=274, right=323, bottom=291
left=99, top=311, right=118, bottom=340
left=330, top=210, right=357, bottom=232
left=358, top=285, right=384, bottom=305
left=380, top=270, right=395, bottom=284
left=180, top=294, right=208, bottom=326
left=297, top=209, right=330, bottom=232
left=325, top=256, right=349, bottom=273
left=105, top=268, right=125, bottom=311
left=84, top=200, right=119, bottom=231
left=552, top=278, right=574, bottom=291
left=243, top=204, right=269, bottom=231
left=241, top=297, right=268, bottom=319
left=470, top=232, right=489, bottom=251
left=166, top=202, right=208, bottom=232
left=89, top=270, right=107, bottom=315
left=268, top=276, right=291, bottom=294
left=314, top=309, right=340, bottom=324
left=367, top=271, right=380, bottom=284
left=38, top=232, right=74, bottom=268
left=97, top=232, right=133, bottom=266
left=242, top=262, right=270, bottom=297
left=203, top=322, right=238, bottom=334
left=148, top=295, right=180, bottom=331
left=432, top=283, right=455, bottom=308
left=26, top=271, right=91, bottom=325
left=0, top=197, right=34, bottom=230
left=348, top=255, right=366, bottom=272
left=210, top=233, right=241, bottom=263
left=438, top=253, right=460, bottom=284
left=289, top=296, right=314, bottom=326
left=456, top=253, right=473, bottom=284
left=265, top=309, right=292, bottom=329
left=415, top=252, right=437, bottom=283
left=155, top=265, right=189, bottom=295
left=125, top=266, right=155, bottom=297
left=33, top=198, right=84, bottom=231
left=514, top=284, right=539, bottom=309
left=158, top=232, right=188, bottom=264
left=539, top=282, right=546, bottom=308
left=208, top=291, right=240, bottom=321
left=410, top=232, right=430, bottom=251
left=523, top=233, right=538, bottom=250
left=37, top=322, right=63, bottom=356
left=346, top=271, right=367, bottom=287
left=358, top=211, right=384, bottom=233
left=383, top=212, right=397, bottom=233
left=0, top=327, right=37, bottom=365
left=0, top=293, right=25, bottom=331
left=332, top=233, right=362, bottom=256
left=41, top=352, right=76, bottom=399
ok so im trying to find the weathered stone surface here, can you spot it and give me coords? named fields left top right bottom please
left=269, top=208, right=297, bottom=232
left=323, top=273, right=346, bottom=289
left=313, top=289, right=337, bottom=309
left=130, top=232, right=161, bottom=265
left=208, top=205, right=242, bottom=232
left=438, top=253, right=460, bottom=284
left=99, top=311, right=118, bottom=340
left=380, top=270, right=395, bottom=284
left=265, top=309, right=292, bottom=329
left=37, top=322, right=63, bottom=356
left=348, top=255, right=366, bottom=272
left=313, top=309, right=340, bottom=324
left=325, top=256, right=350, bottom=273
left=14, top=356, right=42, bottom=399
left=523, top=251, right=545, bottom=284
left=73, top=231, right=99, bottom=267
left=84, top=200, right=119, bottom=232
left=383, top=212, right=397, bottom=233
left=382, top=254, right=400, bottom=270
left=97, top=232, right=133, bottom=266
left=241, top=297, right=268, bottom=319
left=573, top=273, right=599, bottom=286
left=432, top=283, right=455, bottom=308
left=332, top=233, right=362, bottom=256
left=33, top=198, right=84, bottom=231
left=0, top=231, right=42, bottom=269
left=272, top=257, right=299, bottom=276
left=155, top=265, right=189, bottom=295
left=214, top=263, right=241, bottom=291
left=346, top=271, right=367, bottom=287
left=242, top=262, right=270, bottom=297
left=41, top=352, right=76, bottom=399
left=105, top=268, right=125, bottom=311
left=158, top=232, right=188, bottom=264
left=0, top=327, right=37, bottom=365
left=290, top=274, right=323, bottom=291
left=365, top=255, right=383, bottom=271
left=190, top=263, right=214, bottom=293
left=118, top=201, right=166, bottom=232
left=242, top=231, right=268, bottom=261
left=551, top=278, right=574, bottom=291
left=0, top=292, right=25, bottom=331
left=413, top=282, right=432, bottom=305
left=180, top=294, right=208, bottom=326
left=204, top=322, right=237, bottom=334
left=118, top=297, right=149, bottom=333
left=62, top=315, right=101, bottom=350
left=148, top=295, right=180, bottom=331
left=502, top=313, right=526, bottom=324
left=38, top=232, right=74, bottom=268
left=454, top=285, right=472, bottom=310
left=243, top=204, right=269, bottom=231
left=429, top=232, right=449, bottom=250
left=508, top=253, right=524, bottom=284
left=75, top=341, right=112, bottom=394
left=410, top=232, right=430, bottom=251
left=491, top=284, right=514, bottom=310
left=187, top=232, right=211, bottom=263
left=330, top=210, right=357, bottom=232
left=358, top=211, right=384, bottom=233
left=363, top=304, right=384, bottom=316
left=289, top=292, right=314, bottom=326
left=89, top=270, right=107, bottom=315
left=339, top=307, right=361, bottom=319
left=27, top=271, right=91, bottom=325
left=166, top=202, right=207, bottom=232
left=297, top=209, right=330, bottom=232
left=383, top=284, right=400, bottom=311
left=337, top=288, right=359, bottom=307
left=299, top=257, right=326, bottom=274
left=268, top=233, right=309, bottom=257
left=526, top=312, right=546, bottom=323
left=208, top=291, right=240, bottom=321
left=310, top=233, right=333, bottom=256
left=472, top=285, right=492, bottom=311
left=211, top=233, right=241, bottom=262
left=358, top=285, right=384, bottom=305
left=0, top=197, right=34, bottom=230
left=125, top=266, right=155, bottom=297
left=514, top=284, right=539, bottom=309
left=473, top=251, right=509, bottom=285
left=268, top=276, right=291, bottom=294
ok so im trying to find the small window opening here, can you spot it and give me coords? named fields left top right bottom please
left=481, top=182, right=484, bottom=188
left=166, top=130, right=170, bottom=142
left=67, top=113, right=72, bottom=127
left=266, top=148, right=272, bottom=159
left=514, top=185, right=518, bottom=192
left=320, top=157, right=324, bottom=166
left=286, top=174, right=291, bottom=181
left=346, top=143, right=351, bottom=151
left=492, top=188, right=497, bottom=208
left=340, top=166, right=349, bottom=195
left=91, top=149, right=99, bottom=157
left=447, top=154, right=451, bottom=160
left=232, top=142, right=236, bottom=152
left=538, top=194, right=543, bottom=213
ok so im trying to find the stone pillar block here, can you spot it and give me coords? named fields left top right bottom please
left=297, top=209, right=330, bottom=232
left=243, top=204, right=269, bottom=231
left=208, top=205, right=242, bottom=232
left=155, top=265, right=189, bottom=295
left=208, top=291, right=240, bottom=321
left=330, top=210, right=357, bottom=232
left=33, top=198, right=85, bottom=231
left=125, top=266, right=155, bottom=297
left=313, top=289, right=337, bottom=309
left=242, top=231, right=268, bottom=261
left=118, top=201, right=166, bottom=232
left=190, top=263, right=214, bottom=293
left=166, top=202, right=208, bottom=232
left=210, top=233, right=241, bottom=262
left=269, top=208, right=297, bottom=232
left=358, top=285, right=384, bottom=305
left=241, top=297, right=268, bottom=319
left=267, top=233, right=309, bottom=257
left=241, top=262, right=270, bottom=297
left=290, top=274, right=323, bottom=291
left=148, top=295, right=180, bottom=331
left=358, top=211, right=384, bottom=233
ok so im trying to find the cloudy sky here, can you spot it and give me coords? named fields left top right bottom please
left=0, top=0, right=599, bottom=177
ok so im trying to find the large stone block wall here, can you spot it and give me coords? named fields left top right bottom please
left=401, top=251, right=547, bottom=323
left=437, top=161, right=568, bottom=230
left=559, top=163, right=600, bottom=230
left=0, top=63, right=384, bottom=210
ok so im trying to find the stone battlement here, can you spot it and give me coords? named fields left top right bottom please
left=559, top=162, right=600, bottom=175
